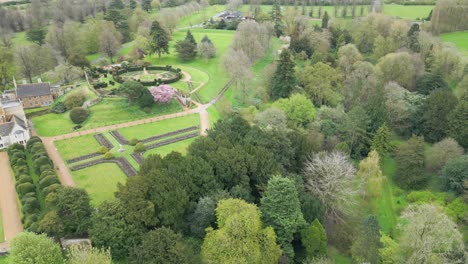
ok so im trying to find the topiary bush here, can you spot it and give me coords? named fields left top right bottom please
left=69, top=107, right=89, bottom=124
left=39, top=175, right=60, bottom=189
left=104, top=152, right=114, bottom=160
left=134, top=143, right=146, bottom=152
left=98, top=146, right=109, bottom=154
left=42, top=184, right=62, bottom=196
left=64, top=92, right=86, bottom=110
left=17, top=183, right=36, bottom=196
left=129, top=138, right=139, bottom=146
left=51, top=102, right=66, bottom=113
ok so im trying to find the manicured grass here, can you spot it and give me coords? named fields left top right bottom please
left=33, top=98, right=182, bottom=136
left=177, top=5, right=226, bottom=28
left=101, top=132, right=139, bottom=170
left=118, top=114, right=199, bottom=140
left=146, top=29, right=234, bottom=103
left=55, top=134, right=101, bottom=161
left=145, top=137, right=197, bottom=157
left=71, top=163, right=127, bottom=206
left=0, top=256, right=9, bottom=264
left=383, top=4, right=433, bottom=19
left=0, top=211, right=4, bottom=243
left=440, top=31, right=468, bottom=55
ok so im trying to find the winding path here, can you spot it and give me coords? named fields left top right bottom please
left=0, top=152, right=23, bottom=249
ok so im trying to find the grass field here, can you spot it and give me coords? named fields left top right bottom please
left=0, top=256, right=8, bottom=264
left=440, top=31, right=468, bottom=55
left=71, top=163, right=127, bottom=206
left=0, top=211, right=4, bottom=243
left=55, top=134, right=101, bottom=161
left=383, top=4, right=433, bottom=19
left=33, top=98, right=182, bottom=136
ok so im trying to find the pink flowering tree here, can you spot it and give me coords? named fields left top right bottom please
left=149, top=84, right=175, bottom=103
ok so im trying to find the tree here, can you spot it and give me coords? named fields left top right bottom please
left=344, top=61, right=378, bottom=111
left=420, top=89, right=458, bottom=143
left=260, top=176, right=305, bottom=259
left=38, top=211, right=64, bottom=239
left=222, top=48, right=253, bottom=104
left=303, top=151, right=361, bottom=222
left=377, top=52, right=419, bottom=91
left=149, top=84, right=175, bottom=103
left=399, top=204, right=464, bottom=263
left=337, top=44, right=363, bottom=74
left=190, top=196, right=217, bottom=238
left=407, top=23, right=420, bottom=52
left=379, top=233, right=401, bottom=264
left=0, top=46, right=16, bottom=90
left=10, top=232, right=63, bottom=264
left=301, top=219, right=327, bottom=259
left=55, top=187, right=92, bottom=235
left=272, top=93, right=316, bottom=128
left=201, top=199, right=282, bottom=264
left=150, top=20, right=170, bottom=59
left=118, top=80, right=153, bottom=108
left=131, top=227, right=195, bottom=264
left=338, top=106, right=371, bottom=158
left=15, top=44, right=54, bottom=83
left=416, top=72, right=449, bottom=95
left=321, top=11, right=329, bottom=28
left=394, top=136, right=426, bottom=189
left=26, top=26, right=47, bottom=45
left=371, top=124, right=392, bottom=158
left=142, top=0, right=152, bottom=12
left=70, top=107, right=89, bottom=124
left=448, top=100, right=468, bottom=148
left=67, top=245, right=112, bottom=264
left=271, top=49, right=296, bottom=99
left=425, top=138, right=464, bottom=172
left=198, top=35, right=216, bottom=62
left=441, top=155, right=468, bottom=195
left=357, top=150, right=385, bottom=199
left=175, top=39, right=197, bottom=61
left=99, top=22, right=122, bottom=63
left=351, top=215, right=382, bottom=264
left=270, top=1, right=283, bottom=36
left=298, top=62, right=343, bottom=107
left=185, top=30, right=197, bottom=46
left=254, top=108, right=288, bottom=131
left=90, top=200, right=144, bottom=259
left=109, top=0, right=125, bottom=9
left=64, top=92, right=86, bottom=110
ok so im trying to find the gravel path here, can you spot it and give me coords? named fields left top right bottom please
left=0, top=152, right=23, bottom=249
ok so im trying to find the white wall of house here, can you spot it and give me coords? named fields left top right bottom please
left=0, top=124, right=30, bottom=149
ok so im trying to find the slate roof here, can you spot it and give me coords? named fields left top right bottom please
left=0, top=122, right=14, bottom=137
left=13, top=115, right=27, bottom=129
left=16, top=83, right=51, bottom=98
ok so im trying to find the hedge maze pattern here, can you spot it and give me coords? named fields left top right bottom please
left=64, top=126, right=200, bottom=177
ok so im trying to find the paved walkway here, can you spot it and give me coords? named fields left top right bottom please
left=0, top=152, right=23, bottom=249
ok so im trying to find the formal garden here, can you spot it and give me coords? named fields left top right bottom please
left=54, top=114, right=200, bottom=205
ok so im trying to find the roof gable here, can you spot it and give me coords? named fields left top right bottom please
left=0, top=122, right=14, bottom=137
left=16, top=83, right=51, bottom=98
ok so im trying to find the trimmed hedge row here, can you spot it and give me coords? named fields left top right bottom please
left=113, top=65, right=182, bottom=86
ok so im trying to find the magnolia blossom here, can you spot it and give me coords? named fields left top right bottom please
left=149, top=84, right=175, bottom=103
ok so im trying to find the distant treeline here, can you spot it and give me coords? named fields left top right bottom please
left=431, top=0, right=468, bottom=34
left=0, top=0, right=31, bottom=7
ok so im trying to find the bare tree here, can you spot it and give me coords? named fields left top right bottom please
left=399, top=204, right=464, bottom=263
left=16, top=44, right=54, bottom=83
left=222, top=48, right=253, bottom=104
left=231, top=20, right=273, bottom=63
left=303, top=151, right=362, bottom=222
left=99, top=22, right=122, bottom=63
left=227, top=0, right=243, bottom=11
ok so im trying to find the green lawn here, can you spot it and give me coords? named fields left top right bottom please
left=145, top=137, right=197, bottom=157
left=33, top=98, right=182, bottom=136
left=440, top=31, right=468, bottom=55
left=383, top=4, right=433, bottom=19
left=0, top=256, right=9, bottom=264
left=71, top=163, right=127, bottom=207
left=118, top=114, right=199, bottom=140
left=55, top=134, right=101, bottom=161
left=0, top=211, right=4, bottom=243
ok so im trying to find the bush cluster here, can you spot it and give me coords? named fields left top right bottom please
left=64, top=92, right=86, bottom=110
left=93, top=82, right=108, bottom=89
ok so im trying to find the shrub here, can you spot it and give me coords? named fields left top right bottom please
left=14, top=165, right=28, bottom=174
left=39, top=175, right=59, bottom=189
left=22, top=197, right=40, bottom=214
left=64, top=92, right=86, bottom=110
left=51, top=102, right=66, bottom=113
left=40, top=170, right=55, bottom=180
left=33, top=156, right=51, bottom=170
left=8, top=143, right=25, bottom=153
left=12, top=159, right=27, bottom=168
left=104, top=152, right=114, bottom=160
left=98, top=146, right=109, bottom=154
left=39, top=165, right=53, bottom=174
left=17, top=183, right=36, bottom=196
left=149, top=85, right=175, bottom=103
left=17, top=175, right=33, bottom=185
left=70, top=107, right=89, bottom=124
left=26, top=137, right=42, bottom=150
left=129, top=138, right=139, bottom=146
left=22, top=192, right=37, bottom=200
left=42, top=184, right=62, bottom=196
left=134, top=143, right=146, bottom=152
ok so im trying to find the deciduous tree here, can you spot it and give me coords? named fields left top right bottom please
left=441, top=155, right=468, bottom=195
left=301, top=219, right=327, bottom=258
left=67, top=245, right=112, bottom=264
left=394, top=136, right=426, bottom=189
left=272, top=93, right=316, bottom=128
left=425, top=138, right=464, bottom=172
left=10, top=232, right=63, bottom=264
left=448, top=100, right=468, bottom=148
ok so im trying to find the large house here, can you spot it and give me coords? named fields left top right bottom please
left=0, top=99, right=30, bottom=149
left=3, top=79, right=62, bottom=109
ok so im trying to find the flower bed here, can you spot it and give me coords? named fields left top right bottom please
left=146, top=132, right=199, bottom=150
left=66, top=152, right=101, bottom=164
left=110, top=130, right=128, bottom=145
left=130, top=152, right=145, bottom=165
left=140, top=126, right=199, bottom=143
left=94, top=134, right=114, bottom=149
